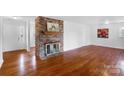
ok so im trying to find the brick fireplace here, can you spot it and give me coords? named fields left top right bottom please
left=35, top=16, right=63, bottom=59
left=45, top=42, right=60, bottom=56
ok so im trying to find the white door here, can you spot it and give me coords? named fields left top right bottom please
left=3, top=24, right=25, bottom=52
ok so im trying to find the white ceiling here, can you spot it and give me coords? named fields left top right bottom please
left=3, top=16, right=36, bottom=26
left=3, top=16, right=36, bottom=21
left=4, top=16, right=124, bottom=25
left=48, top=16, right=124, bottom=25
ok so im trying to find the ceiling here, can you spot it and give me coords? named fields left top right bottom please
left=4, top=16, right=124, bottom=25
left=48, top=16, right=124, bottom=25
left=3, top=16, right=36, bottom=21
left=3, top=16, right=36, bottom=26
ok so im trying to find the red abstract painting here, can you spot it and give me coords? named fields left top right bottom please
left=97, top=28, right=109, bottom=38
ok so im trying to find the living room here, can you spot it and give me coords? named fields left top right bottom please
left=0, top=16, right=124, bottom=76
left=1, top=0, right=124, bottom=93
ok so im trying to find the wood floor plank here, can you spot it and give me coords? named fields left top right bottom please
left=0, top=45, right=124, bottom=76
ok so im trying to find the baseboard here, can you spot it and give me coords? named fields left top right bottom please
left=64, top=44, right=124, bottom=52
left=64, top=44, right=91, bottom=52
left=92, top=44, right=124, bottom=50
left=3, top=49, right=27, bottom=53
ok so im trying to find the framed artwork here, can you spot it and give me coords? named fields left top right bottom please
left=97, top=28, right=109, bottom=38
left=47, top=22, right=59, bottom=32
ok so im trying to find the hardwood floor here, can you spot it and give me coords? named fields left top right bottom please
left=0, top=45, right=124, bottom=76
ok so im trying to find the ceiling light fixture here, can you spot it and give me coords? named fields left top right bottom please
left=105, top=20, right=109, bottom=24
left=13, top=16, right=17, bottom=19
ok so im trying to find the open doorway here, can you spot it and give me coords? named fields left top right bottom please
left=2, top=16, right=36, bottom=52
left=3, top=17, right=26, bottom=52
left=0, top=16, right=36, bottom=68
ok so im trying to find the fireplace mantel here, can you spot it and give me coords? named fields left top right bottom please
left=42, top=31, right=63, bottom=35
left=44, top=41, right=60, bottom=45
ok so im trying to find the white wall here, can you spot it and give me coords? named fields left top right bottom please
left=0, top=17, right=3, bottom=67
left=64, top=21, right=124, bottom=51
left=64, top=21, right=90, bottom=51
left=90, top=23, right=124, bottom=49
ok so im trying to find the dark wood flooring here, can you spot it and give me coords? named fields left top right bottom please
left=0, top=45, right=124, bottom=76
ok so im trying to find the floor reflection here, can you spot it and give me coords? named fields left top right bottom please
left=31, top=55, right=36, bottom=70
left=19, top=54, right=25, bottom=73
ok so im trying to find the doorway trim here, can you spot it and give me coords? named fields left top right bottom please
left=0, top=17, right=3, bottom=68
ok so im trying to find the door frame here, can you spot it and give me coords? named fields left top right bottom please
left=0, top=17, right=3, bottom=68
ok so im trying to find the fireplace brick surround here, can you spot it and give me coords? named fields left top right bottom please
left=35, top=16, right=63, bottom=59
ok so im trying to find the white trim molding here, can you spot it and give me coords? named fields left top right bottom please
left=0, top=59, right=3, bottom=68
left=0, top=16, right=3, bottom=68
left=25, top=20, right=30, bottom=52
